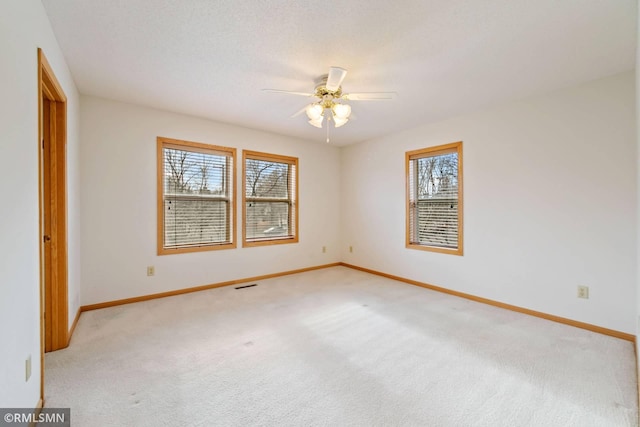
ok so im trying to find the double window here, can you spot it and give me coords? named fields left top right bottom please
left=406, top=142, right=463, bottom=255
left=157, top=139, right=298, bottom=254
left=157, top=137, right=236, bottom=254
left=243, top=151, right=298, bottom=246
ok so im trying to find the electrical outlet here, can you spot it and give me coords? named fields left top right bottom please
left=25, top=355, right=31, bottom=382
left=349, top=246, right=353, bottom=253
left=577, top=285, right=589, bottom=299
left=147, top=266, right=155, bottom=276
left=322, top=246, right=326, bottom=253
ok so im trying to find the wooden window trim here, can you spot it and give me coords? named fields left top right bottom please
left=242, top=150, right=299, bottom=247
left=405, top=141, right=463, bottom=256
left=157, top=136, right=237, bottom=255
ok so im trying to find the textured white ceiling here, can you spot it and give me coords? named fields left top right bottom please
left=41, top=0, right=636, bottom=146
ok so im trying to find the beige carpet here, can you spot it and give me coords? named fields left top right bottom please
left=44, top=266, right=637, bottom=426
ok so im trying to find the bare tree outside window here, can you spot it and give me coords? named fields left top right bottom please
left=157, top=137, right=236, bottom=254
left=243, top=151, right=298, bottom=246
left=407, top=142, right=463, bottom=255
left=416, top=154, right=458, bottom=247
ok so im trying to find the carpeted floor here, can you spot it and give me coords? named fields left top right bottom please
left=44, top=266, right=638, bottom=426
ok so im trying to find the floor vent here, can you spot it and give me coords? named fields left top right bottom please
left=235, top=284, right=258, bottom=290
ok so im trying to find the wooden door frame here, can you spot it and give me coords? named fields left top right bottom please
left=38, top=48, right=69, bottom=402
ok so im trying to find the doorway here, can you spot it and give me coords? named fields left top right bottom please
left=38, top=48, right=69, bottom=401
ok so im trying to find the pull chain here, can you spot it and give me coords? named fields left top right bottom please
left=326, top=115, right=331, bottom=143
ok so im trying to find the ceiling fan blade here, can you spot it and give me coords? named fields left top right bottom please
left=341, top=92, right=397, bottom=101
left=262, top=89, right=316, bottom=97
left=325, top=67, right=348, bottom=91
left=290, top=106, right=308, bottom=118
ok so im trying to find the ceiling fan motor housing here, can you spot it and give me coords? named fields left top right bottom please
left=315, top=85, right=342, bottom=101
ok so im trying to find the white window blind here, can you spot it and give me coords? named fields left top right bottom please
left=159, top=139, right=235, bottom=252
left=407, top=142, right=462, bottom=253
left=244, top=152, right=298, bottom=244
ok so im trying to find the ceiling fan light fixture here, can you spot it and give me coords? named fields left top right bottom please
left=305, top=103, right=324, bottom=120
left=308, top=116, right=324, bottom=128
left=333, top=116, right=349, bottom=128
left=332, top=103, right=351, bottom=119
left=264, top=66, right=394, bottom=138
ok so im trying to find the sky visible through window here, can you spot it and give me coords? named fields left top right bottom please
left=164, top=148, right=227, bottom=196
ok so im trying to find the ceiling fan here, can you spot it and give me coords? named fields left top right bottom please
left=263, top=66, right=396, bottom=131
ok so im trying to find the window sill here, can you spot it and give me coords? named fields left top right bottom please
left=406, top=243, right=463, bottom=256
left=243, top=236, right=299, bottom=248
left=158, top=242, right=236, bottom=256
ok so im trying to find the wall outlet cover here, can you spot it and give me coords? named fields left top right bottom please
left=577, top=285, right=589, bottom=299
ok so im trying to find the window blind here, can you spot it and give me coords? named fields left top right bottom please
left=244, top=154, right=297, bottom=243
left=161, top=142, right=234, bottom=250
left=408, top=146, right=460, bottom=250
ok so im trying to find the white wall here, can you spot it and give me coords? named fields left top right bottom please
left=80, top=96, right=341, bottom=305
left=341, top=71, right=636, bottom=334
left=0, top=1, right=81, bottom=408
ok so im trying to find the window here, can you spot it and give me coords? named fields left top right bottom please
left=243, top=150, right=298, bottom=246
left=157, top=137, right=236, bottom=254
left=406, top=141, right=463, bottom=255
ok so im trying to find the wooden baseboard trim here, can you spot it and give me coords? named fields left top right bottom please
left=79, top=261, right=634, bottom=342
left=81, top=263, right=341, bottom=312
left=339, top=262, right=635, bottom=342
left=67, top=307, right=81, bottom=343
